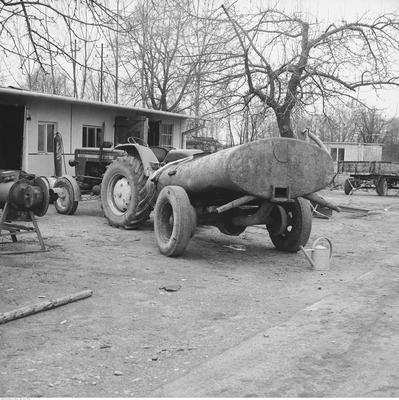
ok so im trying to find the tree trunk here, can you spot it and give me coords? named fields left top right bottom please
left=275, top=108, right=295, bottom=138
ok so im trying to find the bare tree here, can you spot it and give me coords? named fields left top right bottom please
left=221, top=6, right=399, bottom=138
left=0, top=0, right=119, bottom=97
left=353, top=107, right=387, bottom=143
left=120, top=0, right=227, bottom=114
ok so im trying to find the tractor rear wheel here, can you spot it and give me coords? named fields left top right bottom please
left=101, top=155, right=154, bottom=229
left=154, top=186, right=196, bottom=257
left=266, top=197, right=312, bottom=252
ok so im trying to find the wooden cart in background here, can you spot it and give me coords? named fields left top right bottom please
left=338, top=161, right=399, bottom=196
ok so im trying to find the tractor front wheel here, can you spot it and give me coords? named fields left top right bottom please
left=101, top=155, right=154, bottom=229
left=266, top=197, right=312, bottom=252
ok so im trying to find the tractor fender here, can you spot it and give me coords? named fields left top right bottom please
left=114, top=144, right=159, bottom=177
left=53, top=174, right=81, bottom=201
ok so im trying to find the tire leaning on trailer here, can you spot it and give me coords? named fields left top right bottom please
left=154, top=185, right=196, bottom=257
left=101, top=155, right=155, bottom=229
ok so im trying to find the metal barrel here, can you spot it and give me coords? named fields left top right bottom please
left=156, top=138, right=334, bottom=200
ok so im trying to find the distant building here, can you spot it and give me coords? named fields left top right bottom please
left=324, top=141, right=382, bottom=163
left=0, top=87, right=190, bottom=176
left=185, top=135, right=223, bottom=153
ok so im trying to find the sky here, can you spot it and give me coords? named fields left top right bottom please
left=241, top=0, right=399, bottom=117
left=2, top=0, right=399, bottom=117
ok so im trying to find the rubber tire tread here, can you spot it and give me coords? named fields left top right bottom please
left=376, top=176, right=388, bottom=196
left=154, top=186, right=196, bottom=257
left=101, top=155, right=154, bottom=229
left=344, top=178, right=353, bottom=195
left=54, top=177, right=78, bottom=215
left=267, top=197, right=312, bottom=252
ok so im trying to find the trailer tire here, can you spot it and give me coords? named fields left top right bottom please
left=217, top=210, right=246, bottom=236
left=344, top=178, right=354, bottom=195
left=376, top=176, right=388, bottom=196
left=154, top=186, right=196, bottom=257
left=266, top=197, right=312, bottom=252
left=101, top=155, right=154, bottom=229
left=54, top=177, right=79, bottom=215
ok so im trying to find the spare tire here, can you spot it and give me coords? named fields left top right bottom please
left=101, top=155, right=155, bottom=229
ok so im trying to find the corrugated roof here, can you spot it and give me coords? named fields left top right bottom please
left=0, top=86, right=191, bottom=120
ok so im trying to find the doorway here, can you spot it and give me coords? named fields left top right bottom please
left=0, top=104, right=25, bottom=170
left=148, top=120, right=160, bottom=147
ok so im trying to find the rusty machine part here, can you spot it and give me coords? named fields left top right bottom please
left=150, top=137, right=336, bottom=257
left=0, top=170, right=50, bottom=254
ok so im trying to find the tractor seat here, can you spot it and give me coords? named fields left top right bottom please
left=150, top=146, right=170, bottom=163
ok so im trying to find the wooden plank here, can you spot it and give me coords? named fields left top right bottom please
left=0, top=289, right=93, bottom=325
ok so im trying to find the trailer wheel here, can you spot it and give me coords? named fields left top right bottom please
left=101, top=155, right=155, bottom=229
left=376, top=176, right=388, bottom=196
left=154, top=186, right=196, bottom=257
left=54, top=177, right=79, bottom=215
left=266, top=197, right=312, bottom=252
left=344, top=178, right=354, bottom=195
left=217, top=210, right=246, bottom=236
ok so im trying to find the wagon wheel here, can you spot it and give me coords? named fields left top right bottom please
left=375, top=176, right=388, bottom=196
left=266, top=197, right=312, bottom=252
left=154, top=186, right=196, bottom=257
left=344, top=178, right=354, bottom=195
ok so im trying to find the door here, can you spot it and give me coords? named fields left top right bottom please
left=0, top=104, right=25, bottom=170
left=148, top=120, right=160, bottom=147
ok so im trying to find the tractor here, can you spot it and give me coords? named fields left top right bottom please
left=51, top=137, right=202, bottom=223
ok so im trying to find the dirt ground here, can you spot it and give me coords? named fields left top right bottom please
left=1, top=187, right=399, bottom=397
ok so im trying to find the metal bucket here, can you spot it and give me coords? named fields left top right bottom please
left=300, top=237, right=333, bottom=270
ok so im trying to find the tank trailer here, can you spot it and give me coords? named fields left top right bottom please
left=97, top=137, right=336, bottom=256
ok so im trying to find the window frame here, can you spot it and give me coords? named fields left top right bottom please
left=38, top=121, right=56, bottom=153
left=330, top=147, right=345, bottom=162
left=82, top=125, right=102, bottom=148
left=159, top=123, right=173, bottom=147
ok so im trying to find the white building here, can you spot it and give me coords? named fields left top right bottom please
left=0, top=87, right=190, bottom=176
left=324, top=141, right=382, bottom=163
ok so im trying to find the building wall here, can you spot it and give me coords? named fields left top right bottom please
left=23, top=100, right=185, bottom=176
left=324, top=142, right=382, bottom=175
left=324, top=142, right=382, bottom=162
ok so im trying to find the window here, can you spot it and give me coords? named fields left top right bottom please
left=159, top=124, right=173, bottom=146
left=82, top=125, right=102, bottom=147
left=330, top=147, right=345, bottom=161
left=38, top=122, right=56, bottom=152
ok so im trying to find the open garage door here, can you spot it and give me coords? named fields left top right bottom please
left=0, top=104, right=24, bottom=170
